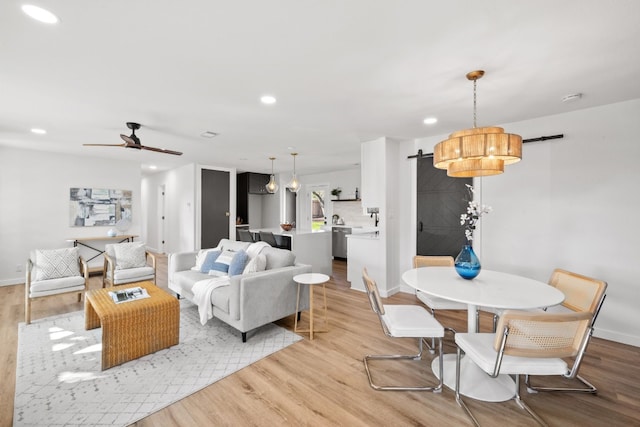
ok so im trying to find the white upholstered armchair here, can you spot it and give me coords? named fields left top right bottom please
left=102, top=242, right=156, bottom=287
left=25, top=247, right=88, bottom=324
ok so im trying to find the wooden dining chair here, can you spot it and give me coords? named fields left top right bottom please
left=525, top=268, right=608, bottom=394
left=455, top=310, right=592, bottom=426
left=362, top=268, right=444, bottom=392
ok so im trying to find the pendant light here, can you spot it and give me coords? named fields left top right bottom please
left=286, top=152, right=302, bottom=193
left=433, top=70, right=522, bottom=177
left=265, top=157, right=279, bottom=194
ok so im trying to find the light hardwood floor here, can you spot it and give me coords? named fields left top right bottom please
left=2, top=256, right=639, bottom=426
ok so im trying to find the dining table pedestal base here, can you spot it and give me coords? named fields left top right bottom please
left=432, top=354, right=515, bottom=402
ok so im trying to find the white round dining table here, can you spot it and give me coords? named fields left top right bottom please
left=402, top=267, right=565, bottom=402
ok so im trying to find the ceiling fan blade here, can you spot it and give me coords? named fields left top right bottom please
left=140, top=145, right=183, bottom=156
left=83, top=143, right=127, bottom=147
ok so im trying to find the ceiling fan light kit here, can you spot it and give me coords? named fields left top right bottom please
left=83, top=122, right=183, bottom=156
left=433, top=70, right=522, bottom=177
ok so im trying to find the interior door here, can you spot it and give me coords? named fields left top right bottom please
left=416, top=156, right=471, bottom=257
left=201, top=168, right=230, bottom=248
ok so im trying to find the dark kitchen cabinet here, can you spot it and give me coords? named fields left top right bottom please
left=237, top=172, right=271, bottom=226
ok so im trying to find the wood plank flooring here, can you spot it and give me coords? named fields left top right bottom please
left=1, top=256, right=639, bottom=426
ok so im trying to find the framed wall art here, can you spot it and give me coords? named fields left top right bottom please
left=69, top=188, right=132, bottom=227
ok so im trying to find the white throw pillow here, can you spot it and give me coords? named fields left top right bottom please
left=113, top=243, right=147, bottom=270
left=242, top=253, right=267, bottom=274
left=34, top=247, right=80, bottom=281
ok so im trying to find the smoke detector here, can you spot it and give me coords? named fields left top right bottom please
left=561, top=93, right=582, bottom=103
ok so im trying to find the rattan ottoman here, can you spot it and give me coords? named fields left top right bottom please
left=85, top=281, right=179, bottom=370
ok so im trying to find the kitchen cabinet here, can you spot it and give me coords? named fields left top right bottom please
left=237, top=172, right=270, bottom=226
left=238, top=172, right=270, bottom=195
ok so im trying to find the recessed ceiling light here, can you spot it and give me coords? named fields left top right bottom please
left=22, top=5, right=59, bottom=24
left=148, top=165, right=157, bottom=170
left=260, top=95, right=276, bottom=105
left=31, top=128, right=47, bottom=134
left=423, top=117, right=438, bottom=125
left=200, top=131, right=218, bottom=138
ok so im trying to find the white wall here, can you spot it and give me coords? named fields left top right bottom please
left=0, top=147, right=141, bottom=284
left=397, top=99, right=640, bottom=346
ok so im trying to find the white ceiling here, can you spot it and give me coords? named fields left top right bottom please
left=2, top=0, right=640, bottom=176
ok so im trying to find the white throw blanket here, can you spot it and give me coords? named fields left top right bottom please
left=246, top=241, right=270, bottom=259
left=192, top=276, right=231, bottom=325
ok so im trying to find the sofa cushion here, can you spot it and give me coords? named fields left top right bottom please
left=200, top=250, right=221, bottom=273
left=211, top=286, right=231, bottom=314
left=34, top=247, right=80, bottom=281
left=243, top=253, right=267, bottom=274
left=261, top=247, right=296, bottom=270
left=229, top=250, right=248, bottom=276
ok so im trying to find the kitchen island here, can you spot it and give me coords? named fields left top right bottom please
left=249, top=227, right=332, bottom=275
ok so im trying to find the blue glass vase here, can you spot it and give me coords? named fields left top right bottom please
left=455, top=244, right=481, bottom=280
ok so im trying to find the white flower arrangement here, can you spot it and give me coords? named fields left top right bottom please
left=460, top=184, right=492, bottom=242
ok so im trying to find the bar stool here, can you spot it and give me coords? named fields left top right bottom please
left=294, top=273, right=330, bottom=339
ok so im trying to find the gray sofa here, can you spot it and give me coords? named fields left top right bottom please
left=168, top=239, right=311, bottom=342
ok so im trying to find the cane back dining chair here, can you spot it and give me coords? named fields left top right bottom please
left=25, top=247, right=89, bottom=324
left=362, top=268, right=444, bottom=392
left=525, top=268, right=608, bottom=394
left=455, top=310, right=592, bottom=427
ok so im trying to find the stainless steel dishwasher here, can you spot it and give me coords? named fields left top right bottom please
left=332, top=226, right=352, bottom=259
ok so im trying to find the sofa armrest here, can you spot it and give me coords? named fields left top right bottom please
left=228, top=263, right=312, bottom=325
left=168, top=251, right=198, bottom=275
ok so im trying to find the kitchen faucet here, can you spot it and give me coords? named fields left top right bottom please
left=367, top=207, right=380, bottom=227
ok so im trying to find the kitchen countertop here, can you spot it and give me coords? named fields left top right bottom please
left=249, top=227, right=328, bottom=236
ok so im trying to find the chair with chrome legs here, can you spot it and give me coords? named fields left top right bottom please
left=455, top=310, right=592, bottom=427
left=525, top=268, right=607, bottom=394
left=362, top=268, right=444, bottom=392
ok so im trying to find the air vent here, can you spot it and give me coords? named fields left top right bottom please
left=200, top=131, right=218, bottom=138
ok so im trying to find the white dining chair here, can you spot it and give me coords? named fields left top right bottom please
left=455, top=310, right=592, bottom=426
left=362, top=268, right=444, bottom=392
left=525, top=268, right=607, bottom=394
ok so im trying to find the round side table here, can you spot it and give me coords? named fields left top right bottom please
left=293, top=273, right=330, bottom=340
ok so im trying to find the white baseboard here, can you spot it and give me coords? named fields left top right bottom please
left=1, top=278, right=22, bottom=287
left=595, top=328, right=640, bottom=348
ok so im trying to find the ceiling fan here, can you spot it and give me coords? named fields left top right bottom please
left=83, top=122, right=183, bottom=156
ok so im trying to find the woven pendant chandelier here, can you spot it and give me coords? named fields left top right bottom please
left=433, top=70, right=522, bottom=177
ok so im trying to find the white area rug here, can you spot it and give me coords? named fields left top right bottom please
left=14, top=300, right=302, bottom=426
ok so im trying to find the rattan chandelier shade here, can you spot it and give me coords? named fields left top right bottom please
left=433, top=71, right=522, bottom=177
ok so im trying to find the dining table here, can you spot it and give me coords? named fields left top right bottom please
left=402, top=267, right=564, bottom=402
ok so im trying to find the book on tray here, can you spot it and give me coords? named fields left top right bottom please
left=109, top=287, right=150, bottom=304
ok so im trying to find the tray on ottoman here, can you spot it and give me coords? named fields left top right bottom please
left=85, top=281, right=179, bottom=370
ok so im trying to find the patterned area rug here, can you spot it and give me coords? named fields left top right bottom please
left=14, top=300, right=302, bottom=426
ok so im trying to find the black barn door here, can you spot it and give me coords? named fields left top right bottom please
left=416, top=157, right=471, bottom=257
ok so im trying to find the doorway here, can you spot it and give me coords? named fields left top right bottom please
left=201, top=168, right=230, bottom=248
left=416, top=156, right=471, bottom=257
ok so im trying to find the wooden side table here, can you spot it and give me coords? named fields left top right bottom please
left=294, top=273, right=330, bottom=340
